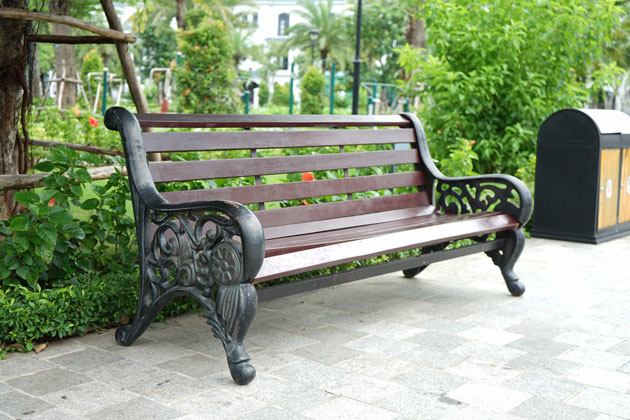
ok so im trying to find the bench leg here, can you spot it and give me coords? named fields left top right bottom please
left=205, top=283, right=258, bottom=385
left=486, top=228, right=526, bottom=296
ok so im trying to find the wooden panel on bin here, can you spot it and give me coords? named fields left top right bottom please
left=619, top=149, right=630, bottom=224
left=598, top=149, right=620, bottom=230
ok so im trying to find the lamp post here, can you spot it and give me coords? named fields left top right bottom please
left=309, top=29, right=319, bottom=65
left=351, top=0, right=362, bottom=115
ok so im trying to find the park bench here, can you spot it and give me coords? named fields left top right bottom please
left=104, top=107, right=532, bottom=385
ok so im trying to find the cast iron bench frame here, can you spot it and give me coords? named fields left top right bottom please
left=105, top=107, right=532, bottom=385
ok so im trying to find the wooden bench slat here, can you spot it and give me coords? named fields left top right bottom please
left=160, top=172, right=429, bottom=206
left=254, top=213, right=518, bottom=282
left=136, top=113, right=411, bottom=128
left=149, top=149, right=420, bottom=183
left=263, top=206, right=437, bottom=240
left=254, top=193, right=430, bottom=227
left=143, top=128, right=415, bottom=153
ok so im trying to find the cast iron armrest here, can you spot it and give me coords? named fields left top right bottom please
left=401, top=112, right=532, bottom=226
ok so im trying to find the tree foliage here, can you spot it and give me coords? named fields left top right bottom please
left=300, top=66, right=326, bottom=114
left=399, top=0, right=624, bottom=174
left=174, top=10, right=238, bottom=113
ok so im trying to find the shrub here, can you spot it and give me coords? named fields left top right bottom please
left=398, top=0, right=623, bottom=175
left=258, top=81, right=270, bottom=106
left=300, top=66, right=326, bottom=114
left=174, top=10, right=238, bottom=114
left=272, top=82, right=290, bottom=106
left=81, top=49, right=104, bottom=101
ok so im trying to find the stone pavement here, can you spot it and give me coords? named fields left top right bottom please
left=1, top=236, right=630, bottom=420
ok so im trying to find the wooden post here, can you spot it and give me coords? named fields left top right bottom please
left=99, top=0, right=160, bottom=161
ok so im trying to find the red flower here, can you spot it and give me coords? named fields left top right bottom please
left=48, top=198, right=56, bottom=207
left=88, top=117, right=98, bottom=128
left=301, top=172, right=315, bottom=181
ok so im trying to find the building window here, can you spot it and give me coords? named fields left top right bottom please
left=278, top=13, right=289, bottom=36
left=253, top=13, right=258, bottom=25
left=281, top=56, right=289, bottom=70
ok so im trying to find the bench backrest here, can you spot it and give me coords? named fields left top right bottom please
left=136, top=114, right=435, bottom=230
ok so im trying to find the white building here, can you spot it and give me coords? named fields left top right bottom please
left=235, top=0, right=349, bottom=104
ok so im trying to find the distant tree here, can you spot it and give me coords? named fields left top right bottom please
left=284, top=0, right=351, bottom=71
left=136, top=17, right=177, bottom=78
left=300, top=66, right=325, bottom=114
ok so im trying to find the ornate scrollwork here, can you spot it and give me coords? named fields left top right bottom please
left=436, top=178, right=522, bottom=220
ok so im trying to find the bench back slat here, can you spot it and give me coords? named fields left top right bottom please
left=149, top=149, right=420, bottom=183
left=254, top=192, right=430, bottom=228
left=143, top=128, right=415, bottom=152
left=136, top=113, right=411, bottom=128
left=160, top=172, right=428, bottom=206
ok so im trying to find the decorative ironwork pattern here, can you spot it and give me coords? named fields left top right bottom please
left=436, top=179, right=523, bottom=220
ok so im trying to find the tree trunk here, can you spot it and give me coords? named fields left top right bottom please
left=176, top=0, right=186, bottom=29
left=0, top=0, right=28, bottom=219
left=49, top=0, right=76, bottom=109
left=31, top=43, right=42, bottom=98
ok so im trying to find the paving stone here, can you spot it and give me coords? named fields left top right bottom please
left=390, top=366, right=468, bottom=395
left=452, top=341, right=526, bottom=365
left=357, top=320, right=426, bottom=340
left=566, top=366, right=630, bottom=393
left=242, top=406, right=309, bottom=420
left=446, top=382, right=532, bottom=413
left=445, top=358, right=522, bottom=385
left=298, top=324, right=367, bottom=344
left=0, top=355, right=54, bottom=380
left=89, top=396, right=184, bottom=420
left=42, top=381, right=137, bottom=414
left=250, top=326, right=320, bottom=352
left=32, top=338, right=85, bottom=358
left=156, top=353, right=226, bottom=378
left=506, top=320, right=566, bottom=340
left=506, top=372, right=585, bottom=401
left=404, top=330, right=469, bottom=351
left=245, top=347, right=305, bottom=373
left=106, top=340, right=197, bottom=366
left=84, top=359, right=161, bottom=387
left=506, top=336, right=574, bottom=356
left=375, top=389, right=463, bottom=420
left=301, top=396, right=398, bottom=420
left=0, top=383, right=13, bottom=395
left=49, top=347, right=124, bottom=372
left=333, top=353, right=416, bottom=380
left=290, top=342, right=363, bottom=365
left=0, top=391, right=55, bottom=418
left=558, top=347, right=630, bottom=370
left=507, top=352, right=581, bottom=378
left=554, top=331, right=625, bottom=351
left=509, top=396, right=598, bottom=420
left=6, top=367, right=91, bottom=396
left=171, top=388, right=266, bottom=419
left=21, top=407, right=89, bottom=420
left=414, top=316, right=475, bottom=334
left=344, top=334, right=417, bottom=356
left=396, top=345, right=467, bottom=370
left=322, top=373, right=406, bottom=404
left=0, top=412, right=10, bottom=420
left=460, top=312, right=522, bottom=330
left=456, top=326, right=523, bottom=346
left=269, top=359, right=346, bottom=387
left=567, top=387, right=630, bottom=419
left=440, top=405, right=528, bottom=420
left=609, top=340, right=630, bottom=356
left=618, top=361, right=630, bottom=374
left=124, top=371, right=208, bottom=405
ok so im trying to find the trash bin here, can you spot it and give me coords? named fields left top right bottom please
left=531, top=109, right=630, bottom=243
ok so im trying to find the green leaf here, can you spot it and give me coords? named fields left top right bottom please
left=75, top=168, right=92, bottom=183
left=80, top=198, right=100, bottom=210
left=9, top=214, right=30, bottom=232
left=37, top=223, right=57, bottom=246
left=48, top=206, right=73, bottom=225
left=16, top=266, right=29, bottom=280
left=62, top=223, right=85, bottom=240
left=13, top=235, right=29, bottom=253
left=69, top=183, right=83, bottom=197
left=34, top=161, right=55, bottom=172
left=14, top=191, right=39, bottom=206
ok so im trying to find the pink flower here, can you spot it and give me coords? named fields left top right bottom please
left=301, top=172, right=315, bottom=181
left=48, top=198, right=56, bottom=207
left=88, top=117, right=98, bottom=128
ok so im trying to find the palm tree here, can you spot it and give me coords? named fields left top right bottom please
left=228, top=28, right=259, bottom=72
left=283, top=0, right=351, bottom=71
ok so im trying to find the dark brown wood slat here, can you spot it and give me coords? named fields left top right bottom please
left=149, top=149, right=420, bottom=183
left=254, top=213, right=518, bottom=282
left=160, top=172, right=430, bottom=205
left=143, top=128, right=416, bottom=152
left=264, top=211, right=471, bottom=256
left=263, top=206, right=437, bottom=240
left=136, top=113, right=411, bottom=129
left=254, top=193, right=431, bottom=228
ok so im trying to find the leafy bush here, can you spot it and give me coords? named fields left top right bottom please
left=81, top=49, right=104, bottom=101
left=398, top=0, right=623, bottom=175
left=174, top=10, right=238, bottom=114
left=272, top=83, right=290, bottom=106
left=300, top=66, right=326, bottom=114
left=439, top=139, right=478, bottom=178
left=258, top=81, right=270, bottom=106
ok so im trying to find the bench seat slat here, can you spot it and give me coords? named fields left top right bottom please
left=136, top=113, right=411, bottom=128
left=254, top=193, right=430, bottom=227
left=143, top=129, right=415, bottom=152
left=160, top=172, right=429, bottom=206
left=254, top=213, right=518, bottom=282
left=263, top=206, right=437, bottom=240
left=149, top=149, right=420, bottom=183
